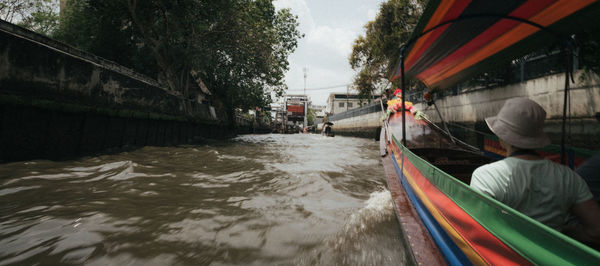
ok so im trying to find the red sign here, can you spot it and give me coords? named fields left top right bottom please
left=287, top=105, right=304, bottom=115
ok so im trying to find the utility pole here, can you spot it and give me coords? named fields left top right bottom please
left=284, top=98, right=288, bottom=133
left=303, top=67, right=308, bottom=128
left=303, top=67, right=307, bottom=96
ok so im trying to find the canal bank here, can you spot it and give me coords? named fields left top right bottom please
left=0, top=21, right=238, bottom=162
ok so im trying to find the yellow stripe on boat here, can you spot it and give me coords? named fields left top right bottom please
left=394, top=151, right=487, bottom=265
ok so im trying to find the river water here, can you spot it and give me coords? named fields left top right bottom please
left=0, top=134, right=405, bottom=265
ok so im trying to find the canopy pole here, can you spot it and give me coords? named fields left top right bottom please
left=400, top=46, right=407, bottom=146
left=560, top=44, right=572, bottom=165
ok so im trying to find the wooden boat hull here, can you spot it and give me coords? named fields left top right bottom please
left=381, top=111, right=600, bottom=265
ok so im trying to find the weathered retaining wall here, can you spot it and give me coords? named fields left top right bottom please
left=317, top=102, right=383, bottom=139
left=0, top=21, right=232, bottom=162
left=327, top=111, right=383, bottom=139
left=415, top=70, right=600, bottom=149
left=0, top=104, right=230, bottom=161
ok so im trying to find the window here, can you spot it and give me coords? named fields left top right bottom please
left=339, top=102, right=344, bottom=107
left=347, top=102, right=353, bottom=108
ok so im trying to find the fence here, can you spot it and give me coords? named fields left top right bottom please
left=327, top=101, right=383, bottom=122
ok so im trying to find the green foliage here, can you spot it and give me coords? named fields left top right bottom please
left=53, top=0, right=301, bottom=122
left=578, top=25, right=600, bottom=76
left=203, top=2, right=302, bottom=112
left=54, top=1, right=143, bottom=72
left=349, top=0, right=424, bottom=98
left=1, top=0, right=59, bottom=36
left=353, top=68, right=377, bottom=102
left=306, top=107, right=316, bottom=126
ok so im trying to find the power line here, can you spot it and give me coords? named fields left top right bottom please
left=287, top=83, right=352, bottom=91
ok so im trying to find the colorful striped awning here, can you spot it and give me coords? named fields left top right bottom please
left=391, top=0, right=600, bottom=89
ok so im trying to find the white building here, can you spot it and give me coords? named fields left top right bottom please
left=326, top=93, right=367, bottom=115
left=310, top=104, right=327, bottom=119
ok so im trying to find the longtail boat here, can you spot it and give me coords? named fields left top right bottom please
left=380, top=1, right=600, bottom=264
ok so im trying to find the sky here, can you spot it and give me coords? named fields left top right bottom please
left=273, top=0, right=385, bottom=106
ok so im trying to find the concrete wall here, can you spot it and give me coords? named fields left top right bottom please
left=314, top=70, right=599, bottom=149
left=0, top=21, right=221, bottom=120
left=415, top=70, right=600, bottom=149
left=0, top=104, right=230, bottom=162
left=329, top=111, right=383, bottom=139
left=316, top=108, right=383, bottom=139
left=0, top=21, right=232, bottom=162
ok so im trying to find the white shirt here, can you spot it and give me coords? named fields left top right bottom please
left=470, top=157, right=592, bottom=230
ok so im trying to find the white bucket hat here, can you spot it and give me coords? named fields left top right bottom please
left=485, top=98, right=551, bottom=149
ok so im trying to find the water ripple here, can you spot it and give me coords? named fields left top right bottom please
left=0, top=134, right=400, bottom=265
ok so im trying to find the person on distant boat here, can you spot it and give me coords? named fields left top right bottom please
left=470, top=98, right=600, bottom=244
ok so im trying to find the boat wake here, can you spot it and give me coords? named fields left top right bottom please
left=340, top=190, right=395, bottom=237
left=295, top=190, right=406, bottom=266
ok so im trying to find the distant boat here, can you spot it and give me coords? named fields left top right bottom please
left=322, top=122, right=334, bottom=137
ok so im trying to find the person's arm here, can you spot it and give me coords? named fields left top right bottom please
left=564, top=199, right=600, bottom=244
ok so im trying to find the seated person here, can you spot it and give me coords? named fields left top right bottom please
left=577, top=152, right=600, bottom=202
left=470, top=98, right=600, bottom=244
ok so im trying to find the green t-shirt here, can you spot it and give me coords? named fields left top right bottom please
left=470, top=157, right=592, bottom=230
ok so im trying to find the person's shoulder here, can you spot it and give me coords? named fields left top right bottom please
left=543, top=159, right=574, bottom=171
left=540, top=159, right=584, bottom=180
left=475, top=159, right=510, bottom=170
left=473, top=159, right=510, bottom=177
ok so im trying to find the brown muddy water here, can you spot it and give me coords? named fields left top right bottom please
left=0, top=134, right=406, bottom=265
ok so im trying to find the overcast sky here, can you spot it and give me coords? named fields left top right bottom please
left=273, top=0, right=385, bottom=106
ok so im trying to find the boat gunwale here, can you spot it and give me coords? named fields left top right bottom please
left=381, top=135, right=446, bottom=265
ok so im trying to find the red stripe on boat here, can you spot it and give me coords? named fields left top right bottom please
left=416, top=0, right=555, bottom=82
left=404, top=0, right=472, bottom=71
left=399, top=150, right=532, bottom=265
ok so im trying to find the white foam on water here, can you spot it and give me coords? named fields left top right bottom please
left=341, top=190, right=394, bottom=237
left=296, top=190, right=402, bottom=266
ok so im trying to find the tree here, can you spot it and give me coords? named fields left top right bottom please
left=578, top=25, right=600, bottom=76
left=54, top=0, right=301, bottom=123
left=197, top=2, right=302, bottom=117
left=0, top=0, right=59, bottom=36
left=54, top=1, right=142, bottom=71
left=349, top=0, right=424, bottom=98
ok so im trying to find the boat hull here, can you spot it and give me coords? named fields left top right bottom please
left=381, top=111, right=600, bottom=265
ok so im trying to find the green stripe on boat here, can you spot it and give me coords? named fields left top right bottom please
left=393, top=136, right=600, bottom=264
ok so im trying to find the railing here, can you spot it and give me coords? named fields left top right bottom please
left=327, top=101, right=382, bottom=122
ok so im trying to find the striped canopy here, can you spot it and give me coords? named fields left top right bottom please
left=391, top=0, right=600, bottom=89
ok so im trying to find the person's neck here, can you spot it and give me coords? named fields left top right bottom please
left=506, top=146, right=542, bottom=160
